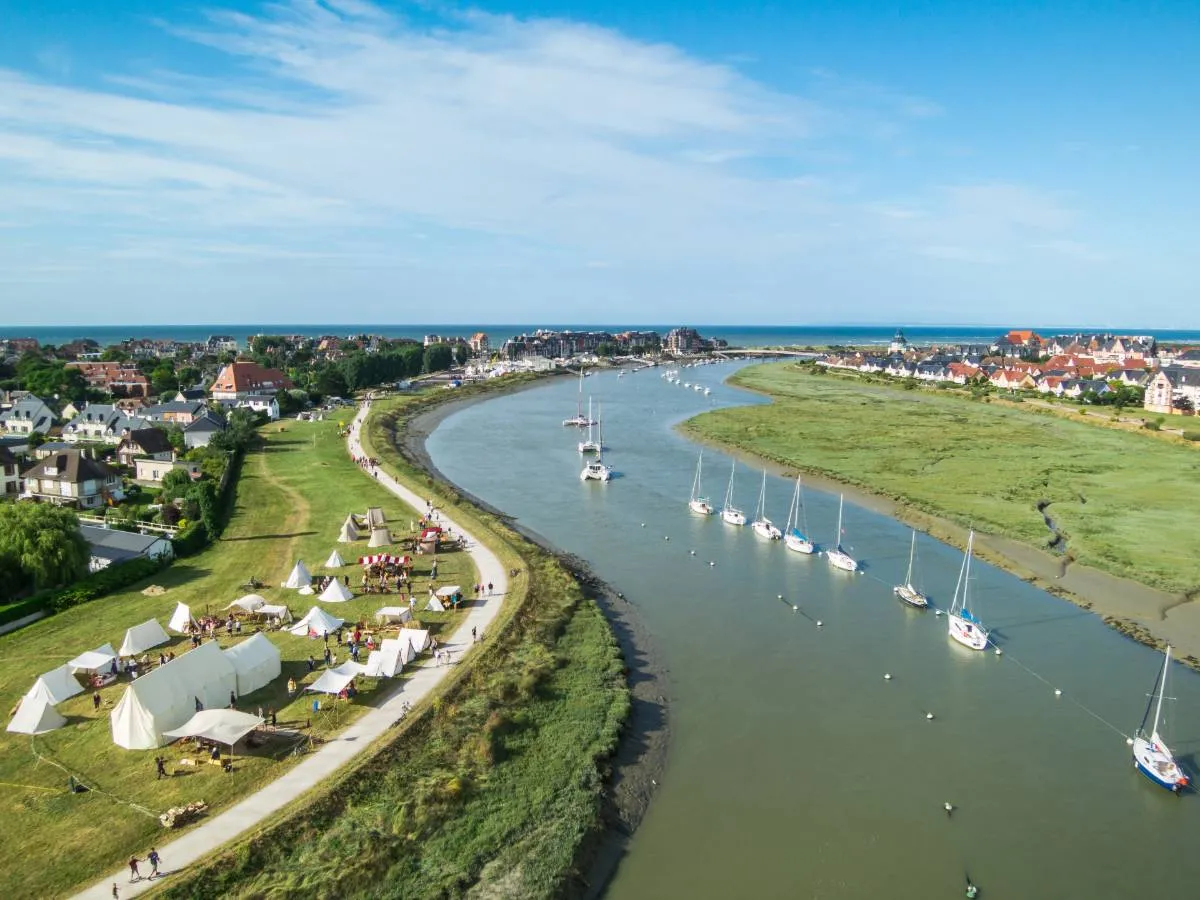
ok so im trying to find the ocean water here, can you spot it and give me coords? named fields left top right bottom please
left=5, top=324, right=1200, bottom=350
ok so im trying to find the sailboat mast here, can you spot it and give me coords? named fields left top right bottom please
left=905, top=531, right=916, bottom=584
left=836, top=495, right=844, bottom=548
left=1153, top=646, right=1172, bottom=737
left=786, top=478, right=798, bottom=531
left=962, top=532, right=974, bottom=612
left=757, top=471, right=766, bottom=519
left=726, top=461, right=736, bottom=507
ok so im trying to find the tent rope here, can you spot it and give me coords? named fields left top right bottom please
left=29, top=737, right=159, bottom=819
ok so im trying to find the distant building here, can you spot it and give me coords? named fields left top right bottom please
left=183, top=413, right=226, bottom=449
left=116, top=428, right=175, bottom=467
left=206, top=335, right=239, bottom=353
left=1144, top=366, right=1200, bottom=414
left=889, top=329, right=910, bottom=354
left=469, top=332, right=490, bottom=356
left=0, top=396, right=57, bottom=436
left=79, top=524, right=174, bottom=572
left=0, top=446, right=21, bottom=498
left=665, top=327, right=704, bottom=354
left=23, top=450, right=121, bottom=509
left=133, top=457, right=202, bottom=485
left=209, top=362, right=293, bottom=400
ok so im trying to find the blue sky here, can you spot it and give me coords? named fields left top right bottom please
left=0, top=0, right=1196, bottom=327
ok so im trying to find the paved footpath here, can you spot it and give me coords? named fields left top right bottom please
left=75, top=400, right=508, bottom=899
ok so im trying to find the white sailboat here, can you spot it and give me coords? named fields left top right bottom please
left=688, top=452, right=714, bottom=515
left=824, top=494, right=859, bottom=572
left=947, top=531, right=988, bottom=649
left=720, top=460, right=746, bottom=525
left=751, top=470, right=782, bottom=539
left=783, top=476, right=816, bottom=554
left=577, top=398, right=603, bottom=454
left=563, top=369, right=594, bottom=427
left=580, top=417, right=612, bottom=482
left=1131, top=645, right=1190, bottom=793
left=893, top=530, right=929, bottom=608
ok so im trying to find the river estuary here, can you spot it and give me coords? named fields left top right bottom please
left=426, top=362, right=1200, bottom=899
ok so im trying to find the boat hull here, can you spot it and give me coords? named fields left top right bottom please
left=721, top=508, right=746, bottom=526
left=581, top=464, right=612, bottom=482
left=689, top=499, right=714, bottom=515
left=578, top=441, right=603, bottom=454
left=894, top=583, right=929, bottom=608
left=948, top=614, right=988, bottom=650
left=785, top=534, right=815, bottom=554
left=826, top=549, right=858, bottom=572
left=752, top=520, right=782, bottom=540
left=1132, top=736, right=1189, bottom=792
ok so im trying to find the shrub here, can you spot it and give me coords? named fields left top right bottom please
left=43, top=556, right=165, bottom=614
left=0, top=596, right=49, bottom=628
left=171, top=522, right=210, bottom=558
left=1183, top=431, right=1200, bottom=442
left=1144, top=420, right=1161, bottom=431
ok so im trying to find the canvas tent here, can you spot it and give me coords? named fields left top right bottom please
left=226, top=594, right=266, bottom=612
left=365, top=507, right=386, bottom=528
left=337, top=517, right=359, bottom=543
left=168, top=602, right=196, bottom=634
left=223, top=633, right=282, bottom=696
left=289, top=606, right=345, bottom=638
left=436, top=585, right=463, bottom=598
left=374, top=606, right=412, bottom=625
left=110, top=642, right=238, bottom=749
left=400, top=628, right=430, bottom=655
left=119, top=618, right=171, bottom=657
left=425, top=595, right=446, bottom=612
left=162, top=709, right=262, bottom=747
left=69, top=643, right=118, bottom=674
left=7, top=688, right=67, bottom=735
left=26, top=664, right=83, bottom=705
left=283, top=560, right=312, bottom=589
left=323, top=550, right=345, bottom=569
left=370, top=637, right=413, bottom=677
left=305, top=666, right=357, bottom=696
left=319, top=579, right=354, bottom=603
left=367, top=527, right=392, bottom=548
left=257, top=604, right=292, bottom=623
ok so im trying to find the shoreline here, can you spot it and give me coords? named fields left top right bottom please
left=391, top=381, right=671, bottom=898
left=680, top=376, right=1200, bottom=668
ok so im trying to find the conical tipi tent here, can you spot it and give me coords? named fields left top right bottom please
left=366, top=507, right=386, bottom=528
left=283, top=560, right=312, bottom=589
left=168, top=602, right=196, bottom=635
left=319, top=579, right=354, bottom=603
left=7, top=683, right=67, bottom=735
left=368, top=527, right=392, bottom=548
left=338, top=516, right=359, bottom=543
left=324, top=550, right=345, bottom=569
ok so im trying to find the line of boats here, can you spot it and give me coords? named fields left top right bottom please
left=563, top=371, right=613, bottom=482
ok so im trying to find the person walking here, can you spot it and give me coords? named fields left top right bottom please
left=487, top=581, right=494, bottom=596
left=148, top=848, right=161, bottom=879
left=93, top=691, right=102, bottom=712
left=155, top=756, right=167, bottom=780
left=323, top=646, right=332, bottom=666
left=472, top=626, right=477, bottom=643
left=128, top=855, right=142, bottom=882
left=112, top=883, right=120, bottom=899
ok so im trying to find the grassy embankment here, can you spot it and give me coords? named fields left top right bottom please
left=154, top=385, right=630, bottom=900
left=0, top=417, right=472, bottom=900
left=684, top=363, right=1200, bottom=596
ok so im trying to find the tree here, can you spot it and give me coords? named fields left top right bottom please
left=188, top=480, right=219, bottom=536
left=151, top=361, right=179, bottom=396
left=160, top=468, right=193, bottom=503
left=176, top=366, right=201, bottom=389
left=1174, top=395, right=1195, bottom=413
left=0, top=503, right=90, bottom=596
left=422, top=343, right=454, bottom=374
left=316, top=367, right=349, bottom=399
left=164, top=425, right=186, bottom=453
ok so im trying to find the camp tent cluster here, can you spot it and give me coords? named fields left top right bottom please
left=6, top=665, right=82, bottom=735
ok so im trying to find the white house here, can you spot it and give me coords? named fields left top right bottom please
left=79, top=524, right=174, bottom=572
left=0, top=396, right=56, bottom=436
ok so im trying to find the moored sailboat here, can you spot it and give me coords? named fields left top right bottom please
left=688, top=451, right=714, bottom=515
left=721, top=460, right=746, bottom=525
left=751, top=470, right=782, bottom=539
left=947, top=531, right=988, bottom=649
left=893, top=529, right=929, bottom=608
left=824, top=494, right=858, bottom=572
left=783, top=476, right=815, bottom=554
left=563, top=369, right=595, bottom=427
left=1131, top=645, right=1190, bottom=793
left=577, top=398, right=603, bottom=454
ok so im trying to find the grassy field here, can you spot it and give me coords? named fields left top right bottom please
left=684, top=363, right=1200, bottom=595
left=155, top=387, right=631, bottom=900
left=0, top=416, right=476, bottom=900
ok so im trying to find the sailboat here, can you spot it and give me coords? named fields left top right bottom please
left=720, top=460, right=746, bottom=525
left=563, top=369, right=594, bottom=427
left=751, top=471, right=782, bottom=539
left=577, top=398, right=603, bottom=454
left=893, top=530, right=929, bottom=608
left=1131, top=645, right=1190, bottom=793
left=947, top=531, right=988, bottom=650
left=688, top=452, right=714, bottom=515
left=580, top=417, right=612, bottom=482
left=824, top=494, right=858, bottom=572
left=783, top=477, right=815, bottom=554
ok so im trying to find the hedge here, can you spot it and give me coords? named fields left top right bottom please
left=0, top=597, right=49, bottom=628
left=43, top=556, right=166, bottom=614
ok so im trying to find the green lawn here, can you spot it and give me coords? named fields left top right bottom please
left=0, top=416, right=476, bottom=900
left=684, top=363, right=1200, bottom=594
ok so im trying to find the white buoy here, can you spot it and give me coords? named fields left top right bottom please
left=709, top=561, right=715, bottom=567
left=995, top=648, right=1003, bottom=656
left=1126, top=737, right=1134, bottom=746
left=792, top=605, right=798, bottom=611
left=944, top=802, right=953, bottom=813
left=664, top=536, right=670, bottom=541
left=884, top=674, right=892, bottom=681
left=816, top=620, right=823, bottom=627
left=1055, top=689, right=1062, bottom=696
left=934, top=610, right=943, bottom=617
left=926, top=712, right=935, bottom=720
left=690, top=550, right=696, bottom=556
left=777, top=594, right=784, bottom=599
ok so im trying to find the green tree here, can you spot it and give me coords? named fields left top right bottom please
left=316, top=367, right=349, bottom=399
left=151, top=361, right=179, bottom=396
left=422, top=343, right=453, bottom=374
left=176, top=366, right=201, bottom=389
left=160, top=468, right=193, bottom=503
left=0, top=503, right=90, bottom=596
left=188, top=479, right=219, bottom=536
left=164, top=425, right=186, bottom=453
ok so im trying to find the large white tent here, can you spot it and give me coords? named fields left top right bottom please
left=366, top=507, right=387, bottom=527
left=370, top=637, right=413, bottom=677
left=323, top=550, right=345, bottom=569
left=223, top=633, right=282, bottom=696
left=226, top=594, right=267, bottom=612
left=367, top=527, right=392, bottom=548
left=436, top=585, right=463, bottom=598
left=110, top=642, right=238, bottom=750
left=337, top=518, right=359, bottom=543
left=167, top=602, right=196, bottom=635
left=319, top=579, right=354, bottom=603
left=289, top=606, right=345, bottom=638
left=7, top=688, right=67, bottom=735
left=119, top=618, right=171, bottom=657
left=425, top=595, right=445, bottom=612
left=374, top=606, right=412, bottom=625
left=68, top=643, right=118, bottom=674
left=400, top=629, right=430, bottom=655
left=283, top=561, right=312, bottom=589
left=26, top=664, right=83, bottom=705
left=162, top=709, right=263, bottom=746
left=305, top=666, right=358, bottom=696
left=257, top=604, right=292, bottom=623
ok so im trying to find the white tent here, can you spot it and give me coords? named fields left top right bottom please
left=283, top=560, right=312, bottom=589
left=26, top=664, right=83, bottom=705
left=337, top=518, right=359, bottom=543
left=319, top=579, right=354, bottom=603
left=257, top=604, right=292, bottom=623
left=436, top=585, right=463, bottom=598
left=162, top=709, right=263, bottom=746
left=223, top=634, right=282, bottom=696
left=366, top=507, right=386, bottom=527
left=324, top=550, right=345, bottom=569
left=401, top=628, right=430, bottom=655
left=372, top=637, right=413, bottom=677
left=68, top=643, right=118, bottom=673
left=226, top=594, right=267, bottom=612
left=305, top=667, right=357, bottom=696
left=374, top=606, right=412, bottom=625
left=289, top=606, right=345, bottom=638
left=168, top=602, right=196, bottom=635
left=425, top=595, right=446, bottom=612
left=7, top=688, right=67, bottom=735
left=362, top=650, right=387, bottom=678
left=110, top=642, right=238, bottom=750
left=367, top=527, right=392, bottom=548
left=119, top=618, right=171, bottom=657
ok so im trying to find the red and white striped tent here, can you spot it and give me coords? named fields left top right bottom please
left=357, top=554, right=411, bottom=567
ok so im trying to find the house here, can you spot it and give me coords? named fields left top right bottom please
left=22, top=450, right=121, bottom=509
left=116, top=428, right=174, bottom=466
left=215, top=395, right=280, bottom=421
left=1144, top=366, right=1200, bottom=414
left=65, top=361, right=151, bottom=397
left=173, top=388, right=208, bottom=403
left=1174, top=349, right=1200, bottom=370
left=143, top=401, right=207, bottom=426
left=79, top=524, right=174, bottom=572
left=32, top=441, right=75, bottom=460
left=183, top=413, right=226, bottom=449
left=1037, top=376, right=1068, bottom=397
left=208, top=362, right=292, bottom=400
left=990, top=369, right=1037, bottom=391
left=1113, top=369, right=1151, bottom=387
left=133, top=457, right=202, bottom=484
left=469, top=332, right=490, bottom=356
left=0, top=396, right=56, bottom=436
left=0, top=446, right=21, bottom=498
left=206, top=335, right=239, bottom=354
left=61, top=404, right=149, bottom=444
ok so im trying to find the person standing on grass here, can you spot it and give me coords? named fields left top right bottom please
left=93, top=691, right=102, bottom=711
left=148, top=848, right=161, bottom=879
